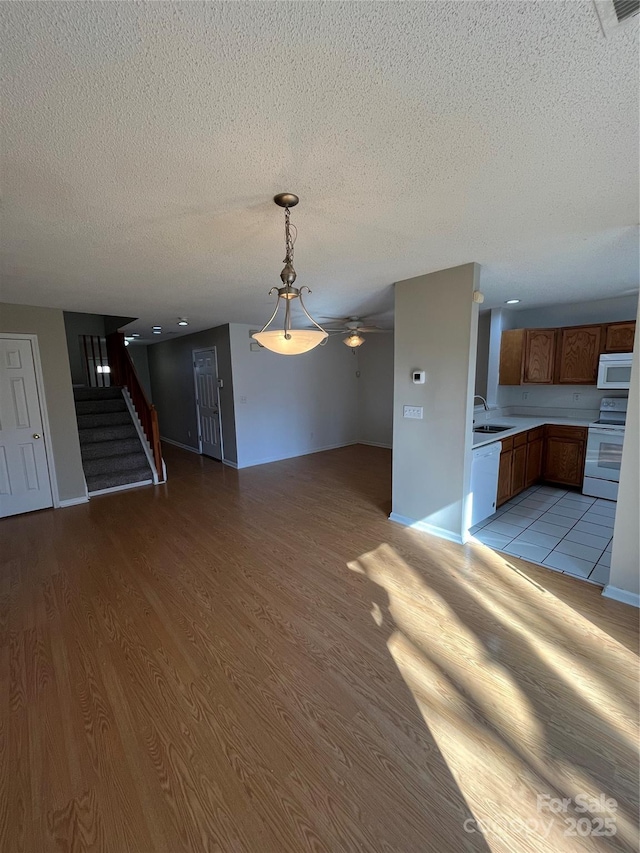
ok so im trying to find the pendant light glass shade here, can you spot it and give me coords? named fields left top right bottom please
left=252, top=328, right=328, bottom=355
left=343, top=332, right=365, bottom=348
left=252, top=194, right=328, bottom=356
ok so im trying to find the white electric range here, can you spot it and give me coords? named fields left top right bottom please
left=583, top=397, right=628, bottom=501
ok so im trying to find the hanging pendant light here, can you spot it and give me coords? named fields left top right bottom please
left=252, top=194, right=328, bottom=355
left=343, top=332, right=365, bottom=348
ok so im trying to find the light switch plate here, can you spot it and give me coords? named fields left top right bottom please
left=403, top=405, right=423, bottom=419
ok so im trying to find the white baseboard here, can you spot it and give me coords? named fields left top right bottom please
left=602, top=585, right=640, bottom=608
left=358, top=441, right=392, bottom=449
left=237, top=440, right=358, bottom=470
left=160, top=436, right=200, bottom=454
left=58, top=495, right=89, bottom=508
left=88, top=479, right=153, bottom=498
left=388, top=512, right=464, bottom=545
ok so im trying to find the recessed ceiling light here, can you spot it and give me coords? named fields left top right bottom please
left=153, top=330, right=162, bottom=335
left=505, top=299, right=521, bottom=304
left=131, top=333, right=140, bottom=337
left=152, top=325, right=162, bottom=330
left=177, top=318, right=189, bottom=326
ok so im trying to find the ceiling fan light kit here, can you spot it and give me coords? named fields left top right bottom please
left=343, top=332, right=365, bottom=348
left=251, top=194, right=329, bottom=356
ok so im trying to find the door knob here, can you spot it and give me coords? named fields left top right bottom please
left=33, top=433, right=41, bottom=439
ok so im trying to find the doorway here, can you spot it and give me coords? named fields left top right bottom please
left=193, top=348, right=223, bottom=461
left=0, top=336, right=54, bottom=517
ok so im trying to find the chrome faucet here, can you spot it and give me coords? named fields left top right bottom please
left=474, top=395, right=489, bottom=411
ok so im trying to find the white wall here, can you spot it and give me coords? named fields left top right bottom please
left=229, top=324, right=359, bottom=468
left=606, top=300, right=640, bottom=606
left=391, top=263, right=479, bottom=542
left=501, top=294, right=638, bottom=331
left=357, top=333, right=394, bottom=448
left=494, top=294, right=638, bottom=416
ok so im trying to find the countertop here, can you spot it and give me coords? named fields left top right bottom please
left=472, top=416, right=592, bottom=449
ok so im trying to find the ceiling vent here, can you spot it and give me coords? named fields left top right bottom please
left=594, top=0, right=640, bottom=34
left=613, top=0, right=640, bottom=21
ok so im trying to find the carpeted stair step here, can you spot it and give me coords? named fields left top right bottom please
left=83, top=451, right=150, bottom=477
left=80, top=437, right=142, bottom=460
left=76, top=411, right=132, bottom=429
left=86, top=466, right=153, bottom=494
left=78, top=424, right=138, bottom=444
left=73, top=386, right=124, bottom=402
left=75, top=398, right=127, bottom=416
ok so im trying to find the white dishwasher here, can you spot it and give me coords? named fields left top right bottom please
left=470, top=442, right=501, bottom=526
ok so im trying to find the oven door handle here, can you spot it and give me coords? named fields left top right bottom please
left=589, top=428, right=625, bottom=438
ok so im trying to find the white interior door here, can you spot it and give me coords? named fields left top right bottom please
left=0, top=338, right=53, bottom=517
left=194, top=349, right=222, bottom=461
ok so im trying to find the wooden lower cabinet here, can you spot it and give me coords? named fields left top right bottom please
left=511, top=440, right=527, bottom=495
left=495, top=424, right=584, bottom=507
left=542, top=425, right=588, bottom=487
left=497, top=446, right=513, bottom=507
left=525, top=437, right=544, bottom=487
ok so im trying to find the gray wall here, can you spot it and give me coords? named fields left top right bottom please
left=63, top=311, right=105, bottom=385
left=229, top=324, right=358, bottom=468
left=128, top=344, right=153, bottom=402
left=147, top=325, right=237, bottom=464
left=392, top=264, right=479, bottom=541
left=608, top=300, right=640, bottom=601
left=474, top=310, right=491, bottom=399
left=63, top=310, right=136, bottom=386
left=0, top=302, right=86, bottom=502
left=357, top=333, right=394, bottom=448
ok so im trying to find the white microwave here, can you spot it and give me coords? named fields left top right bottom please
left=597, top=353, right=633, bottom=389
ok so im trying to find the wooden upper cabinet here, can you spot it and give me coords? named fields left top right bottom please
left=499, top=329, right=525, bottom=385
left=603, top=322, right=636, bottom=353
left=499, top=328, right=556, bottom=385
left=556, top=325, right=601, bottom=384
left=523, top=329, right=556, bottom=384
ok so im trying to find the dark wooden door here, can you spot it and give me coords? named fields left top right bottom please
left=556, top=326, right=601, bottom=384
left=523, top=329, right=556, bottom=384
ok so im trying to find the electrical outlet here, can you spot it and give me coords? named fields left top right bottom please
left=403, top=405, right=423, bottom=420
left=573, top=393, right=581, bottom=402
left=239, top=395, right=247, bottom=404
left=522, top=391, right=529, bottom=401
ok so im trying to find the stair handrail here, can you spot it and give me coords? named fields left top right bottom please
left=106, top=332, right=163, bottom=478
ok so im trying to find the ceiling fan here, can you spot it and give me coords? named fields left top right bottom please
left=321, top=317, right=392, bottom=348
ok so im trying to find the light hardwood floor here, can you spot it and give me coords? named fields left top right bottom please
left=1, top=444, right=638, bottom=853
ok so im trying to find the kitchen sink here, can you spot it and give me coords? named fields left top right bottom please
left=473, top=424, right=511, bottom=433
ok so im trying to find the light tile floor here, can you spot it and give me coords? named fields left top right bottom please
left=470, top=485, right=614, bottom=585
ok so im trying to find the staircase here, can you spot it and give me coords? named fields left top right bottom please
left=74, top=386, right=154, bottom=494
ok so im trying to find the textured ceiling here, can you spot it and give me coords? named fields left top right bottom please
left=1, top=1, right=638, bottom=341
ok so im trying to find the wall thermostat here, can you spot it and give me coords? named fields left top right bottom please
left=412, top=370, right=426, bottom=384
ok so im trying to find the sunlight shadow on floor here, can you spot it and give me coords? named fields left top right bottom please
left=348, top=540, right=638, bottom=852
